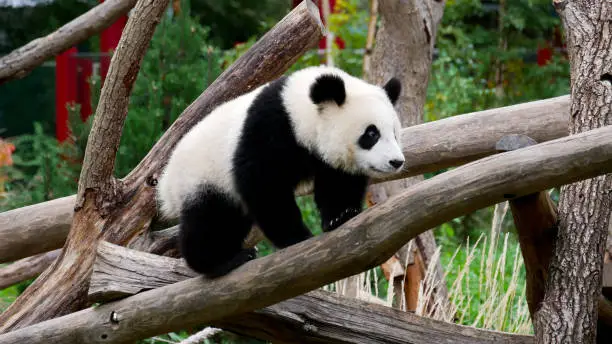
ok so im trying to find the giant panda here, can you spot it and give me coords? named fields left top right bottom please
left=157, top=65, right=405, bottom=278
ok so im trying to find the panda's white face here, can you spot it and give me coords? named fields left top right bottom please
left=283, top=66, right=405, bottom=178
left=317, top=91, right=404, bottom=178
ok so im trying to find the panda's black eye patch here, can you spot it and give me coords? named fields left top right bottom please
left=358, top=125, right=380, bottom=150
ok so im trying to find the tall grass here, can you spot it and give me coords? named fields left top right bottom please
left=325, top=201, right=533, bottom=335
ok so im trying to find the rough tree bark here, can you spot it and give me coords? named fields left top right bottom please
left=1, top=124, right=611, bottom=344
left=534, top=1, right=612, bottom=343
left=365, top=0, right=448, bottom=311
left=0, top=0, right=138, bottom=84
left=0, top=0, right=324, bottom=332
left=0, top=0, right=170, bottom=331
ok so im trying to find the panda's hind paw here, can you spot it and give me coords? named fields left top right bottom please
left=203, top=247, right=258, bottom=279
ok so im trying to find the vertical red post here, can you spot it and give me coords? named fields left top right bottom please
left=99, top=0, right=127, bottom=85
left=55, top=47, right=78, bottom=142
left=76, top=58, right=93, bottom=120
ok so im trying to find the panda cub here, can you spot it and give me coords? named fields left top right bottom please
left=157, top=65, right=405, bottom=278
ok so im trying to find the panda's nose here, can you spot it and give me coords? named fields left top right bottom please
left=389, top=159, right=404, bottom=169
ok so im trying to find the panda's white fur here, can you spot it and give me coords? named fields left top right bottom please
left=156, top=65, right=404, bottom=277
left=158, top=66, right=402, bottom=220
left=157, top=85, right=266, bottom=219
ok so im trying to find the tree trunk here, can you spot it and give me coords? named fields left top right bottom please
left=366, top=0, right=447, bottom=311
left=534, top=1, right=612, bottom=343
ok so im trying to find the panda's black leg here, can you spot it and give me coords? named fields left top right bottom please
left=179, top=186, right=256, bottom=278
left=246, top=190, right=313, bottom=249
left=314, top=165, right=369, bottom=232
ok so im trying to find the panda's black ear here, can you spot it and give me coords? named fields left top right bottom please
left=310, top=74, right=346, bottom=106
left=383, top=77, right=401, bottom=106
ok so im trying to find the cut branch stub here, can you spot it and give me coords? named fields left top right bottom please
left=495, top=134, right=538, bottom=152
left=1, top=124, right=611, bottom=344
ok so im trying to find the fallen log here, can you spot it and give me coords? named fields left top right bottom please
left=0, top=123, right=609, bottom=344
left=0, top=0, right=138, bottom=84
left=88, top=242, right=532, bottom=344
left=0, top=95, right=570, bottom=264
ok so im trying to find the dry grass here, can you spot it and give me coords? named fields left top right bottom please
left=328, top=201, right=533, bottom=335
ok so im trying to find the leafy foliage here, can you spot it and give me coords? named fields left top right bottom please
left=0, top=105, right=86, bottom=211
left=189, top=0, right=291, bottom=49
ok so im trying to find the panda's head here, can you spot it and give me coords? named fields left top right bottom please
left=293, top=69, right=404, bottom=178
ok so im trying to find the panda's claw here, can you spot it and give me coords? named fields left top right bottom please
left=323, top=207, right=361, bottom=232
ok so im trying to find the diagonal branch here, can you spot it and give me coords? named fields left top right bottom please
left=87, top=242, right=533, bottom=344
left=0, top=95, right=570, bottom=264
left=76, top=0, right=168, bottom=208
left=0, top=0, right=137, bottom=85
left=1, top=124, right=610, bottom=344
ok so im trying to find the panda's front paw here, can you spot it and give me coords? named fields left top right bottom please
left=323, top=207, right=361, bottom=232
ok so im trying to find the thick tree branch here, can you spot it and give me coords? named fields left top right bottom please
left=0, top=250, right=60, bottom=290
left=87, top=242, right=533, bottom=344
left=1, top=124, right=610, bottom=344
left=76, top=0, right=167, bottom=208
left=0, top=95, right=570, bottom=264
left=0, top=0, right=137, bottom=85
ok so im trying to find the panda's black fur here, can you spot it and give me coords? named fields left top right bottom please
left=160, top=67, right=403, bottom=278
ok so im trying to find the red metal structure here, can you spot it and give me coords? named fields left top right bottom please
left=54, top=47, right=77, bottom=142
left=54, top=0, right=126, bottom=142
